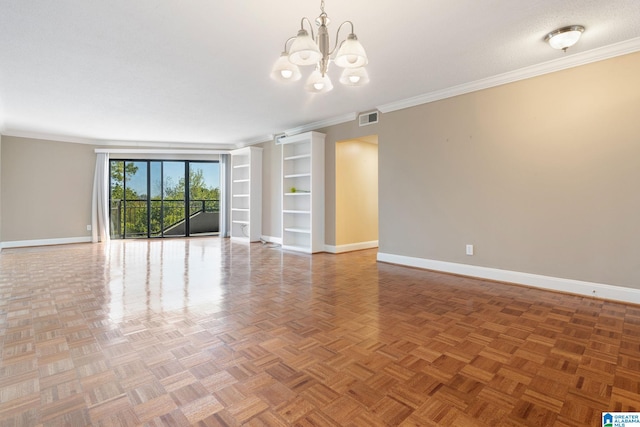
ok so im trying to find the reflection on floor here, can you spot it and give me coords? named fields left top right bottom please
left=0, top=238, right=638, bottom=426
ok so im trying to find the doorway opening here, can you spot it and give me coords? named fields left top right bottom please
left=335, top=135, right=379, bottom=251
left=109, top=160, right=220, bottom=239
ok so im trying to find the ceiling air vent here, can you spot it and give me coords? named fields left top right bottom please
left=359, top=111, right=379, bottom=126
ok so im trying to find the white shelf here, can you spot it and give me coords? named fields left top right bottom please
left=284, top=173, right=311, bottom=179
left=283, top=210, right=311, bottom=214
left=280, top=131, right=325, bottom=253
left=284, top=154, right=311, bottom=161
left=284, top=228, right=311, bottom=234
left=230, top=147, right=262, bottom=242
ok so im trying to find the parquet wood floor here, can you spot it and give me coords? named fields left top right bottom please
left=1, top=238, right=639, bottom=426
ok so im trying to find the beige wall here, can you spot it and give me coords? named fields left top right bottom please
left=336, top=138, right=378, bottom=246
left=261, top=52, right=640, bottom=289
left=2, top=52, right=639, bottom=291
left=260, top=139, right=281, bottom=240
left=374, top=52, right=640, bottom=289
left=0, top=134, right=2, bottom=245
left=0, top=140, right=224, bottom=245
left=1, top=136, right=96, bottom=242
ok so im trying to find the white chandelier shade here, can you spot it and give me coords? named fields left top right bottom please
left=334, top=34, right=368, bottom=68
left=288, top=29, right=322, bottom=66
left=270, top=52, right=302, bottom=82
left=339, top=66, right=369, bottom=86
left=305, top=70, right=334, bottom=93
left=270, top=1, right=369, bottom=93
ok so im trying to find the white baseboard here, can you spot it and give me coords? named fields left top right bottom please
left=1, top=236, right=92, bottom=249
left=377, top=252, right=640, bottom=305
left=260, top=235, right=283, bottom=245
left=325, top=240, right=379, bottom=254
left=229, top=236, right=250, bottom=243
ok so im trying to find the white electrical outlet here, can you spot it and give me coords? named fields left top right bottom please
left=466, top=244, right=474, bottom=255
left=87, top=225, right=92, bottom=231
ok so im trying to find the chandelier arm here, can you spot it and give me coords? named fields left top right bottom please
left=329, top=21, right=355, bottom=56
left=300, top=17, right=316, bottom=41
left=282, top=36, right=296, bottom=53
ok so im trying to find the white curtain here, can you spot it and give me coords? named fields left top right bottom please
left=91, top=153, right=110, bottom=243
left=219, top=154, right=231, bottom=237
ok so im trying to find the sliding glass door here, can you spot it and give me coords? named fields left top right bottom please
left=187, top=162, right=220, bottom=236
left=110, top=161, right=149, bottom=238
left=110, top=160, right=220, bottom=239
left=161, top=161, right=187, bottom=237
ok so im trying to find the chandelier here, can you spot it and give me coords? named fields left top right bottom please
left=270, top=0, right=369, bottom=93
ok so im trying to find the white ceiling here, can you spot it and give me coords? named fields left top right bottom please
left=1, top=0, right=639, bottom=148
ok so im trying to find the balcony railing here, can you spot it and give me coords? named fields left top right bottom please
left=110, top=199, right=219, bottom=238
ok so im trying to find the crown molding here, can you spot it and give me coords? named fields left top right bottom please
left=234, top=134, right=274, bottom=148
left=1, top=129, right=235, bottom=149
left=284, top=112, right=357, bottom=136
left=94, top=148, right=230, bottom=155
left=377, top=36, right=640, bottom=114
left=5, top=38, right=639, bottom=146
left=96, top=139, right=234, bottom=150
left=1, top=130, right=99, bottom=145
left=259, top=37, right=640, bottom=139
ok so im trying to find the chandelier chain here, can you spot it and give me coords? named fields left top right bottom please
left=320, top=0, right=325, bottom=14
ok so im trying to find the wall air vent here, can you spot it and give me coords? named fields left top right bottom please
left=359, top=110, right=379, bottom=126
left=274, top=133, right=286, bottom=145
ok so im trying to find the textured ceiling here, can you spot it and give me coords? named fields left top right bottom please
left=0, top=0, right=639, bottom=148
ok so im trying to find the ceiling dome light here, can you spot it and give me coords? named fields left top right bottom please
left=545, top=25, right=585, bottom=52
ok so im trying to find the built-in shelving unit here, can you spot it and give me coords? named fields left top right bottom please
left=230, top=147, right=262, bottom=242
left=280, top=131, right=325, bottom=253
